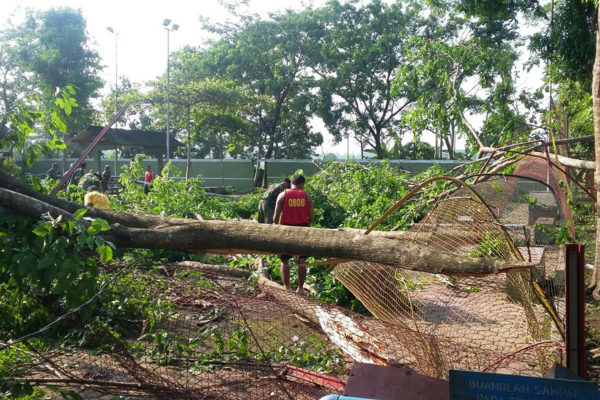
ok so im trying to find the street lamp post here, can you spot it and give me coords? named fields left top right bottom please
left=106, top=27, right=118, bottom=113
left=106, top=26, right=119, bottom=175
left=186, top=117, right=194, bottom=181
left=162, top=19, right=179, bottom=164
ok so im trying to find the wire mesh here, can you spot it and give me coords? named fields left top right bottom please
left=333, top=173, right=568, bottom=379
left=4, top=158, right=575, bottom=398
left=7, top=267, right=565, bottom=398
left=12, top=273, right=352, bottom=399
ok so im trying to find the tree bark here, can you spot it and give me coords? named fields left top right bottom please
left=528, top=151, right=595, bottom=171
left=592, top=7, right=600, bottom=299
left=0, top=169, right=184, bottom=229
left=0, top=186, right=535, bottom=276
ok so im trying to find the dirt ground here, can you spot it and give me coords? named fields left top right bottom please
left=586, top=293, right=600, bottom=381
left=573, top=203, right=600, bottom=382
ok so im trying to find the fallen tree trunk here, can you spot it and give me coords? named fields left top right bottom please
left=0, top=169, right=196, bottom=229
left=529, top=151, right=596, bottom=171
left=0, top=185, right=536, bottom=276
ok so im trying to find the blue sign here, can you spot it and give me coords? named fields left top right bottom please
left=449, top=370, right=599, bottom=400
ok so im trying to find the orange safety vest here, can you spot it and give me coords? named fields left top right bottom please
left=280, top=189, right=309, bottom=225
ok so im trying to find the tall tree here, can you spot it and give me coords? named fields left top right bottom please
left=527, top=0, right=600, bottom=295
left=0, top=85, right=75, bottom=168
left=142, top=48, right=256, bottom=160
left=392, top=0, right=533, bottom=157
left=199, top=10, right=323, bottom=161
left=0, top=29, right=34, bottom=142
left=15, top=8, right=103, bottom=140
left=530, top=0, right=595, bottom=90
left=306, top=0, right=422, bottom=159
left=184, top=79, right=255, bottom=160
left=98, top=77, right=152, bottom=131
left=529, top=0, right=595, bottom=155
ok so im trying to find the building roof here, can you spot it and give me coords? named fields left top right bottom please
left=71, top=126, right=183, bottom=155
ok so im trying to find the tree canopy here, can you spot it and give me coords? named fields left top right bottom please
left=13, top=7, right=103, bottom=136
left=2, top=0, right=599, bottom=163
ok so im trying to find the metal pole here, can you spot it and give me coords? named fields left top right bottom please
left=347, top=133, right=350, bottom=160
left=565, top=243, right=586, bottom=378
left=114, top=32, right=118, bottom=114
left=166, top=28, right=170, bottom=163
left=114, top=32, right=118, bottom=174
left=186, top=112, right=191, bottom=181
left=186, top=127, right=191, bottom=180
left=220, top=131, right=224, bottom=190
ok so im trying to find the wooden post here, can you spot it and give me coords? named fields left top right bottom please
left=114, top=146, right=118, bottom=178
left=262, top=160, right=268, bottom=188
left=95, top=148, right=102, bottom=173
left=157, top=154, right=164, bottom=176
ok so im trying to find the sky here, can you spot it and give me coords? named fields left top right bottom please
left=1, top=0, right=545, bottom=158
left=2, top=0, right=366, bottom=157
left=1, top=0, right=323, bottom=82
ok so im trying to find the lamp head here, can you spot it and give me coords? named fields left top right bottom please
left=162, top=18, right=171, bottom=27
left=106, top=26, right=114, bottom=33
left=172, top=24, right=180, bottom=31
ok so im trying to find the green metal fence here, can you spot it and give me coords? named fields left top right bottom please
left=24, top=158, right=465, bottom=193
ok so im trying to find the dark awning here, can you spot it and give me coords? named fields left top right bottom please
left=71, top=126, right=183, bottom=156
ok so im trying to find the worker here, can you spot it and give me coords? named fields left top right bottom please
left=70, top=162, right=86, bottom=188
left=78, top=169, right=102, bottom=191
left=46, top=163, right=61, bottom=180
left=273, top=174, right=314, bottom=294
left=144, top=165, right=153, bottom=195
left=258, top=178, right=291, bottom=223
left=84, top=186, right=111, bottom=210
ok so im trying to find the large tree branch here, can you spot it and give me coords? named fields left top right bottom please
left=456, top=108, right=487, bottom=151
left=528, top=151, right=596, bottom=171
left=474, top=148, right=596, bottom=171
left=381, top=99, right=412, bottom=127
left=0, top=186, right=535, bottom=276
left=449, top=46, right=485, bottom=152
left=0, top=170, right=186, bottom=229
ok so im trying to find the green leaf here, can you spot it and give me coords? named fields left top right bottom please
left=63, top=101, right=72, bottom=115
left=73, top=208, right=87, bottom=221
left=61, top=220, right=74, bottom=234
left=52, top=137, right=66, bottom=150
left=32, top=222, right=52, bottom=237
left=93, top=218, right=110, bottom=231
left=98, top=243, right=113, bottom=263
left=37, top=254, right=53, bottom=270
left=22, top=381, right=34, bottom=396
left=87, top=218, right=110, bottom=236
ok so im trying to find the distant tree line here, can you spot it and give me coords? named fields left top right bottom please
left=0, top=1, right=596, bottom=164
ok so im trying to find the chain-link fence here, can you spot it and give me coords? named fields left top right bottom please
left=3, top=157, right=575, bottom=399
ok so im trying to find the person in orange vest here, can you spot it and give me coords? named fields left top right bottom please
left=273, top=174, right=314, bottom=294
